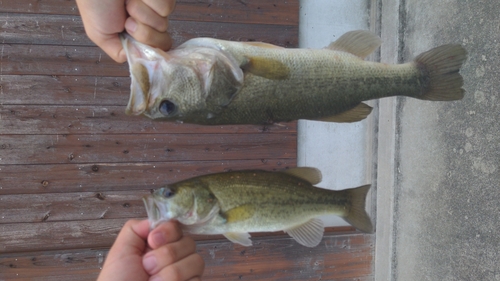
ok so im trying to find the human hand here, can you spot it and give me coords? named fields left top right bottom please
left=97, top=219, right=205, bottom=281
left=76, top=0, right=175, bottom=63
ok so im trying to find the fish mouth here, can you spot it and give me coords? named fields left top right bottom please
left=142, top=196, right=170, bottom=229
left=120, top=33, right=163, bottom=116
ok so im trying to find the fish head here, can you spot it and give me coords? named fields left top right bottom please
left=121, top=34, right=244, bottom=122
left=143, top=181, right=220, bottom=229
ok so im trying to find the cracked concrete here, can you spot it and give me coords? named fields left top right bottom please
left=388, top=0, right=500, bottom=280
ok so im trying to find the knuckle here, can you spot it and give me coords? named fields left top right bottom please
left=126, top=0, right=140, bottom=15
left=160, top=244, right=178, bottom=262
left=165, top=265, right=183, bottom=281
left=193, top=254, right=205, bottom=271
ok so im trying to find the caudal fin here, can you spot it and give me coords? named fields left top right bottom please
left=343, top=184, right=373, bottom=233
left=414, top=45, right=467, bottom=101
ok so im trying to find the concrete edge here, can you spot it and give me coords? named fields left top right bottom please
left=374, top=0, right=401, bottom=280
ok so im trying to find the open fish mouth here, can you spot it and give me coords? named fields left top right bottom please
left=120, top=33, right=164, bottom=116
left=142, top=196, right=168, bottom=229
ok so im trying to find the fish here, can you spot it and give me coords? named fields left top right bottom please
left=121, top=30, right=467, bottom=125
left=142, top=167, right=373, bottom=247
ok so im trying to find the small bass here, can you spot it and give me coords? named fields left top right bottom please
left=143, top=167, right=372, bottom=247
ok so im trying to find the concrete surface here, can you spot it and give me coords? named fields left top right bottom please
left=377, top=0, right=500, bottom=280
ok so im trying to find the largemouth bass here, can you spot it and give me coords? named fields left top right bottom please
left=122, top=30, right=467, bottom=125
left=142, top=167, right=372, bottom=247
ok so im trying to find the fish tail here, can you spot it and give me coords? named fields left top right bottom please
left=343, top=184, right=373, bottom=233
left=414, top=44, right=467, bottom=101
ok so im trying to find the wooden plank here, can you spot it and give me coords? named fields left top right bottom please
left=0, top=190, right=148, bottom=224
left=1, top=43, right=125, bottom=76
left=0, top=75, right=130, bottom=106
left=0, top=133, right=296, bottom=165
left=168, top=20, right=298, bottom=48
left=0, top=44, right=126, bottom=77
left=0, top=0, right=78, bottom=16
left=0, top=248, right=106, bottom=281
left=0, top=105, right=297, bottom=134
left=0, top=13, right=91, bottom=46
left=0, top=0, right=299, bottom=26
left=172, top=0, right=299, bottom=26
left=0, top=14, right=298, bottom=47
left=0, top=218, right=126, bottom=254
left=0, top=160, right=295, bottom=195
left=0, top=232, right=372, bottom=281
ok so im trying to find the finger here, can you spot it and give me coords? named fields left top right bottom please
left=94, top=35, right=127, bottom=63
left=142, top=236, right=196, bottom=275
left=76, top=0, right=128, bottom=63
left=126, top=0, right=169, bottom=32
left=148, top=220, right=183, bottom=249
left=143, top=0, right=176, bottom=17
left=150, top=253, right=205, bottom=281
left=125, top=17, right=172, bottom=51
left=109, top=219, right=150, bottom=257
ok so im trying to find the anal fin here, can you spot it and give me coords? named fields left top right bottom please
left=224, top=232, right=252, bottom=246
left=318, top=103, right=373, bottom=123
left=283, top=218, right=324, bottom=248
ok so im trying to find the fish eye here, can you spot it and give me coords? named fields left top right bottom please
left=159, top=100, right=177, bottom=116
left=163, top=187, right=175, bottom=198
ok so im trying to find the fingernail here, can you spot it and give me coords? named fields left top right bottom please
left=125, top=18, right=137, bottom=33
left=143, top=254, right=157, bottom=273
left=152, top=231, right=166, bottom=247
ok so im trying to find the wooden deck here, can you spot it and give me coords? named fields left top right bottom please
left=0, top=1, right=373, bottom=280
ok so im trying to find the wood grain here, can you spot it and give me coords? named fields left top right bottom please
left=0, top=190, right=148, bottom=224
left=0, top=44, right=126, bottom=76
left=0, top=232, right=373, bottom=281
left=0, top=218, right=126, bottom=254
left=0, top=75, right=130, bottom=106
left=0, top=105, right=297, bottom=134
left=0, top=0, right=299, bottom=26
left=0, top=133, right=296, bottom=165
left=0, top=160, right=295, bottom=195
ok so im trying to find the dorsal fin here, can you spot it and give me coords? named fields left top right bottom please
left=327, top=30, right=381, bottom=59
left=283, top=167, right=322, bottom=185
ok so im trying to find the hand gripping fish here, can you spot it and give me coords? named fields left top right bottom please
left=122, top=30, right=467, bottom=125
left=143, top=167, right=372, bottom=247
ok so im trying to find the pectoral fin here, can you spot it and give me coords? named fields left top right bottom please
left=223, top=204, right=255, bottom=223
left=318, top=103, right=373, bottom=123
left=327, top=30, right=381, bottom=59
left=284, top=218, right=324, bottom=247
left=241, top=57, right=290, bottom=80
left=223, top=232, right=252, bottom=246
left=283, top=167, right=322, bottom=185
